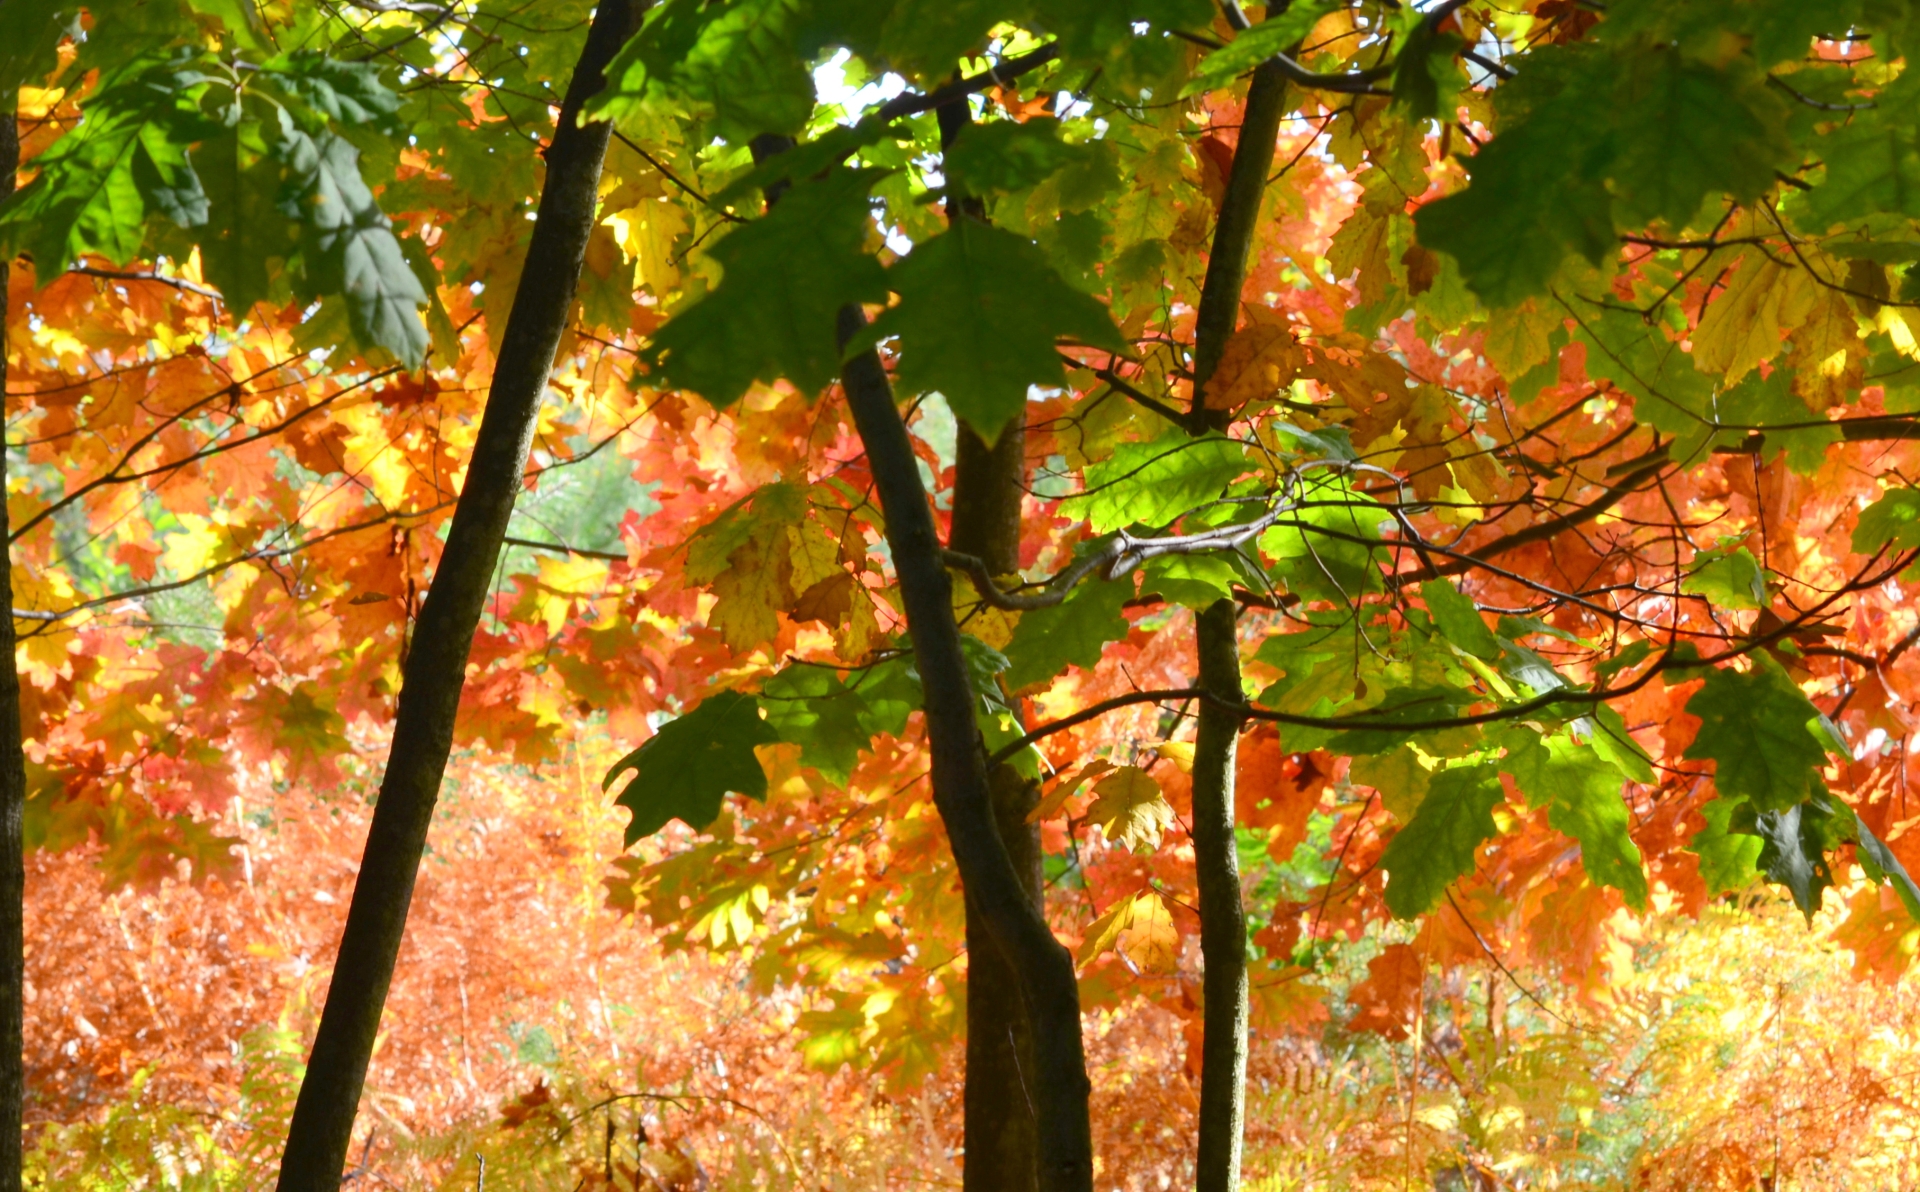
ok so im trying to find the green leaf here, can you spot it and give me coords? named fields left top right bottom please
left=1390, top=15, right=1463, bottom=123
left=1503, top=731, right=1648, bottom=909
left=1260, top=472, right=1387, bottom=603
left=760, top=659, right=918, bottom=784
left=0, top=50, right=219, bottom=276
left=1323, top=682, right=1478, bottom=757
left=1737, top=788, right=1848, bottom=920
left=588, top=0, right=817, bottom=141
left=1573, top=305, right=1715, bottom=448
left=1606, top=49, right=1787, bottom=229
left=1592, top=638, right=1654, bottom=681
left=1689, top=795, right=1764, bottom=895
left=1413, top=45, right=1614, bottom=306
left=646, top=168, right=888, bottom=406
left=1801, top=74, right=1920, bottom=226
left=944, top=119, right=1102, bottom=199
left=276, top=128, right=430, bottom=367
left=1141, top=552, right=1250, bottom=609
left=1003, top=577, right=1133, bottom=691
left=1714, top=368, right=1839, bottom=474
left=1683, top=654, right=1833, bottom=813
left=136, top=120, right=211, bottom=227
left=846, top=0, right=1005, bottom=82
left=1854, top=487, right=1920, bottom=554
left=193, top=118, right=296, bottom=315
left=1682, top=545, right=1768, bottom=610
left=259, top=50, right=403, bottom=131
left=1586, top=703, right=1656, bottom=785
left=0, top=4, right=77, bottom=93
left=605, top=691, right=779, bottom=844
left=1853, top=808, right=1920, bottom=922
left=1179, top=1, right=1336, bottom=97
left=1420, top=579, right=1502, bottom=660
left=958, top=633, right=1013, bottom=695
left=1029, top=0, right=1213, bottom=68
left=867, top=219, right=1126, bottom=439
left=1072, top=433, right=1247, bottom=534
left=1497, top=638, right=1567, bottom=696
left=1380, top=763, right=1505, bottom=919
left=1415, top=40, right=1787, bottom=304
left=713, top=119, right=896, bottom=203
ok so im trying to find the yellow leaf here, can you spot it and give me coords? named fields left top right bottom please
left=728, top=891, right=754, bottom=946
left=1692, top=248, right=1817, bottom=383
left=1784, top=288, right=1866, bottom=409
left=608, top=197, right=689, bottom=297
left=1481, top=298, right=1559, bottom=378
left=1155, top=741, right=1196, bottom=773
left=1119, top=892, right=1180, bottom=973
left=1077, top=894, right=1137, bottom=965
left=1327, top=193, right=1395, bottom=307
left=1087, top=766, right=1174, bottom=853
left=159, top=513, right=224, bottom=578
left=786, top=519, right=843, bottom=600
left=1028, top=758, right=1115, bottom=824
left=951, top=574, right=1019, bottom=649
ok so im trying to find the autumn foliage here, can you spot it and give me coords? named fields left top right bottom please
left=13, top=0, right=1920, bottom=1188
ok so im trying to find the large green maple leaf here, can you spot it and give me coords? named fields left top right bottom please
left=645, top=168, right=888, bottom=406
left=1683, top=655, right=1833, bottom=813
left=1380, top=763, right=1505, bottom=919
left=865, top=218, right=1126, bottom=438
left=605, top=692, right=779, bottom=844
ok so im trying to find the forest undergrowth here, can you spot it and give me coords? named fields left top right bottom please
left=25, top=726, right=1920, bottom=1191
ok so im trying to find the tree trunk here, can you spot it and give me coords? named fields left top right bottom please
left=937, top=94, right=1046, bottom=1192
left=1187, top=57, right=1291, bottom=1192
left=837, top=304, right=1093, bottom=1192
left=273, top=4, right=641, bottom=1185
left=954, top=416, right=1045, bottom=1191
left=0, top=109, right=26, bottom=1191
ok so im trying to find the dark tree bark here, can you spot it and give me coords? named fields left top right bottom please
left=935, top=95, right=1046, bottom=1192
left=1187, top=57, right=1292, bottom=1192
left=837, top=303, right=1093, bottom=1192
left=0, top=110, right=26, bottom=1191
left=273, top=4, right=642, bottom=1185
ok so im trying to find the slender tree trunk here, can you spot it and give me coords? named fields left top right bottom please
left=936, top=94, right=1045, bottom=1192
left=0, top=110, right=26, bottom=1190
left=963, top=758, right=1043, bottom=1190
left=1187, top=57, right=1291, bottom=1192
left=837, top=304, right=1093, bottom=1192
left=274, top=4, right=640, bottom=1185
left=955, top=419, right=1045, bottom=1192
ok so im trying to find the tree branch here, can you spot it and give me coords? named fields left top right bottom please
left=67, top=265, right=225, bottom=301
left=875, top=44, right=1063, bottom=122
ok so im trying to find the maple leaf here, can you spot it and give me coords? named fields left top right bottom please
left=1078, top=890, right=1178, bottom=972
left=864, top=218, right=1127, bottom=439
left=605, top=692, right=779, bottom=844
left=1203, top=317, right=1306, bottom=412
left=1853, top=486, right=1920, bottom=555
left=1073, top=432, right=1247, bottom=534
left=1503, top=731, right=1649, bottom=910
left=1379, top=763, right=1505, bottom=919
left=1001, top=575, right=1131, bottom=691
left=644, top=168, right=888, bottom=406
left=1420, top=579, right=1502, bottom=661
left=1683, top=656, right=1833, bottom=814
left=1085, top=766, right=1174, bottom=854
left=1346, top=942, right=1424, bottom=1040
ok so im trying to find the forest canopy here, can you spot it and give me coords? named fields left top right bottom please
left=9, top=0, right=1920, bottom=1188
